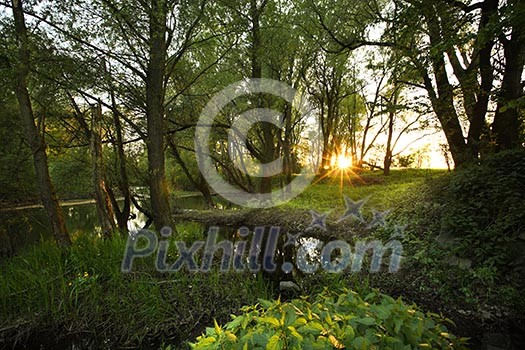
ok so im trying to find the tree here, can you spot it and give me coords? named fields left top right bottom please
left=303, top=52, right=355, bottom=173
left=76, top=0, right=208, bottom=229
left=10, top=0, right=70, bottom=246
left=491, top=0, right=525, bottom=150
left=144, top=0, right=172, bottom=229
left=313, top=0, right=525, bottom=167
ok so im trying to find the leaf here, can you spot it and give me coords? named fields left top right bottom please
left=301, top=321, right=324, bottom=334
left=364, top=292, right=376, bottom=301
left=287, top=326, right=303, bottom=341
left=344, top=325, right=355, bottom=341
left=394, top=318, right=403, bottom=333
left=213, top=319, right=221, bottom=335
left=266, top=334, right=282, bottom=350
left=199, top=337, right=216, bottom=346
left=226, top=315, right=243, bottom=330
left=373, top=305, right=391, bottom=320
left=328, top=335, right=344, bottom=349
left=225, top=331, right=237, bottom=342
left=292, top=317, right=308, bottom=327
left=258, top=299, right=274, bottom=309
left=356, top=317, right=375, bottom=326
left=259, top=317, right=281, bottom=328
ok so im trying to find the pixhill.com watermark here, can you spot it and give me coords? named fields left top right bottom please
left=121, top=224, right=403, bottom=275
left=194, top=78, right=322, bottom=208
left=122, top=78, right=404, bottom=274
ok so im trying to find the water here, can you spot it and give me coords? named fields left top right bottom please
left=173, top=194, right=237, bottom=210
left=0, top=194, right=232, bottom=255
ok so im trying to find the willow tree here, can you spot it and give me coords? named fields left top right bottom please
left=89, top=0, right=209, bottom=229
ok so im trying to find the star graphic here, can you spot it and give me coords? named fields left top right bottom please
left=307, top=210, right=329, bottom=231
left=284, top=232, right=302, bottom=247
left=390, top=224, right=407, bottom=239
left=337, top=195, right=368, bottom=223
left=366, top=209, right=391, bottom=229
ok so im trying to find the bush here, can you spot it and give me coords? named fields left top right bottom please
left=435, top=149, right=525, bottom=275
left=390, top=149, right=525, bottom=308
left=189, top=288, right=467, bottom=350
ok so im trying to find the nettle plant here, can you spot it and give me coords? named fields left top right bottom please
left=189, top=288, right=468, bottom=350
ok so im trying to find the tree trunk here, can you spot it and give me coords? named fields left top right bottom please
left=11, top=0, right=71, bottom=247
left=492, top=0, right=525, bottom=150
left=105, top=60, right=131, bottom=233
left=167, top=139, right=214, bottom=209
left=383, top=109, right=394, bottom=176
left=423, top=8, right=470, bottom=167
left=384, top=86, right=399, bottom=176
left=146, top=0, right=172, bottom=229
left=249, top=0, right=274, bottom=194
left=109, top=106, right=131, bottom=233
left=91, top=103, right=116, bottom=236
left=283, top=102, right=293, bottom=193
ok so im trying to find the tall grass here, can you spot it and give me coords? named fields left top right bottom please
left=0, top=232, right=272, bottom=348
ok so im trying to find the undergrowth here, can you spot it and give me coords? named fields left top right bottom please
left=0, top=232, right=272, bottom=348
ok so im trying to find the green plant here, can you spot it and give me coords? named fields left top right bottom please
left=383, top=150, right=525, bottom=310
left=0, top=232, right=272, bottom=348
left=189, top=288, right=468, bottom=349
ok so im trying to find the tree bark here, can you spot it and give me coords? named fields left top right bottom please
left=146, top=0, right=172, bottom=229
left=383, top=106, right=395, bottom=176
left=109, top=106, right=131, bottom=233
left=249, top=0, right=274, bottom=194
left=422, top=7, right=470, bottom=167
left=167, top=139, right=214, bottom=208
left=492, top=0, right=525, bottom=150
left=11, top=0, right=71, bottom=246
left=105, top=61, right=131, bottom=233
left=91, top=103, right=116, bottom=236
left=282, top=102, right=293, bottom=193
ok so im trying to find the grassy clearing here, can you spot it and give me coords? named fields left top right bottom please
left=285, top=168, right=446, bottom=212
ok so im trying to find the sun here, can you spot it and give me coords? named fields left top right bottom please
left=336, top=154, right=352, bottom=169
left=314, top=151, right=361, bottom=192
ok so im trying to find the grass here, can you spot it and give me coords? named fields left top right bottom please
left=0, top=231, right=272, bottom=348
left=285, top=168, right=446, bottom=212
left=0, top=169, right=448, bottom=347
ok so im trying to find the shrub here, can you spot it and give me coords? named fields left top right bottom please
left=435, top=149, right=525, bottom=275
left=389, top=149, right=525, bottom=308
left=189, top=288, right=467, bottom=349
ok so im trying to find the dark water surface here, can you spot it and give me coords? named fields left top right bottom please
left=0, top=194, right=235, bottom=255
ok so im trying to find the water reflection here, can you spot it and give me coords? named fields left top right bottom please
left=173, top=194, right=237, bottom=210
left=0, top=194, right=232, bottom=255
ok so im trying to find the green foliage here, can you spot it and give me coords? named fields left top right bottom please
left=48, top=147, right=92, bottom=198
left=396, top=154, right=416, bottom=168
left=437, top=150, right=525, bottom=271
left=0, top=81, right=37, bottom=203
left=190, top=288, right=467, bottom=350
left=392, top=150, right=525, bottom=308
left=0, top=233, right=271, bottom=348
